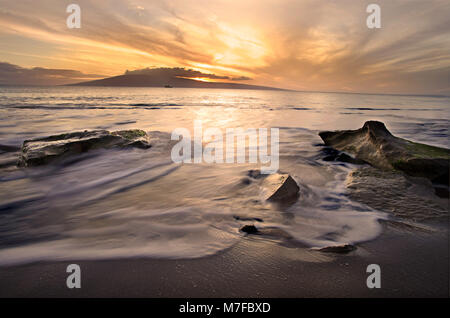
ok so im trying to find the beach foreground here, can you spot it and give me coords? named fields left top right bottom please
left=0, top=221, right=447, bottom=298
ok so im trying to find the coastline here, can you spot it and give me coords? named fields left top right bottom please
left=0, top=220, right=447, bottom=298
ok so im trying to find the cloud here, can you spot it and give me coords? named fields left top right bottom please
left=0, top=0, right=448, bottom=93
left=0, top=62, right=104, bottom=85
left=231, top=76, right=252, bottom=81
left=124, top=67, right=251, bottom=81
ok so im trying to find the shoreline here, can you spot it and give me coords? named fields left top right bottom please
left=0, top=221, right=447, bottom=298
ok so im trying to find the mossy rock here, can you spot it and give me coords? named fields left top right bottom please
left=18, top=129, right=150, bottom=167
left=319, top=121, right=449, bottom=185
left=111, top=129, right=147, bottom=140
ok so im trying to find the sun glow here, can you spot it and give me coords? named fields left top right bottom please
left=178, top=77, right=213, bottom=82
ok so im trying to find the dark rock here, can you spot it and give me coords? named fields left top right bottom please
left=319, top=121, right=450, bottom=185
left=321, top=147, right=340, bottom=158
left=234, top=215, right=263, bottom=222
left=335, top=153, right=366, bottom=165
left=322, top=149, right=366, bottom=165
left=322, top=155, right=336, bottom=162
left=434, top=186, right=449, bottom=199
left=240, top=225, right=259, bottom=234
left=316, top=244, right=356, bottom=254
left=18, top=129, right=151, bottom=167
left=263, top=173, right=300, bottom=202
left=247, top=169, right=265, bottom=179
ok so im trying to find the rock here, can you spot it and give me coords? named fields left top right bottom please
left=18, top=129, right=151, bottom=167
left=433, top=185, right=449, bottom=199
left=247, top=169, right=265, bottom=179
left=240, top=225, right=259, bottom=234
left=262, top=173, right=300, bottom=202
left=335, top=153, right=366, bottom=165
left=315, top=244, right=356, bottom=254
left=322, top=148, right=366, bottom=165
left=319, top=121, right=450, bottom=185
left=234, top=215, right=264, bottom=222
left=347, top=166, right=448, bottom=220
left=240, top=177, right=252, bottom=185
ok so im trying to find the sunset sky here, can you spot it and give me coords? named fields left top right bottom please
left=0, top=0, right=449, bottom=94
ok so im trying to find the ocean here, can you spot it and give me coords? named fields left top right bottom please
left=0, top=86, right=448, bottom=265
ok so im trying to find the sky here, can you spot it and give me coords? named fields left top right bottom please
left=0, top=0, right=449, bottom=94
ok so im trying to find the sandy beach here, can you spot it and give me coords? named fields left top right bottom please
left=0, top=220, right=447, bottom=298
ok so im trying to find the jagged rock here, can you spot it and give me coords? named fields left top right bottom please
left=18, top=129, right=151, bottom=167
left=319, top=121, right=450, bottom=185
left=315, top=244, right=356, bottom=254
left=262, top=173, right=300, bottom=202
left=240, top=225, right=259, bottom=234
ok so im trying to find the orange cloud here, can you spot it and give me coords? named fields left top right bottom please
left=0, top=0, right=449, bottom=94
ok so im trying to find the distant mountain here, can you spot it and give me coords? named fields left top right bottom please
left=69, top=72, right=286, bottom=90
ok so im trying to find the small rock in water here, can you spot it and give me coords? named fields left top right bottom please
left=247, top=169, right=265, bottom=179
left=316, top=244, right=357, bottom=254
left=240, top=177, right=252, bottom=185
left=263, top=173, right=300, bottom=202
left=240, top=225, right=259, bottom=234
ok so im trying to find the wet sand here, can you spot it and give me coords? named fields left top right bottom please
left=0, top=221, right=448, bottom=298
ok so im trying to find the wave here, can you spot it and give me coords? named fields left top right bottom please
left=0, top=102, right=182, bottom=110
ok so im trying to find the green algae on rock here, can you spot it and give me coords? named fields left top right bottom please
left=319, top=121, right=449, bottom=185
left=18, top=129, right=151, bottom=167
left=347, top=166, right=448, bottom=220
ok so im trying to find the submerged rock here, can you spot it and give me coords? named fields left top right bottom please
left=240, top=225, right=259, bottom=234
left=315, top=244, right=356, bottom=254
left=319, top=121, right=450, bottom=185
left=18, top=129, right=151, bottom=167
left=247, top=169, right=265, bottom=179
left=234, top=215, right=264, bottom=222
left=239, top=224, right=294, bottom=239
left=262, top=173, right=300, bottom=202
